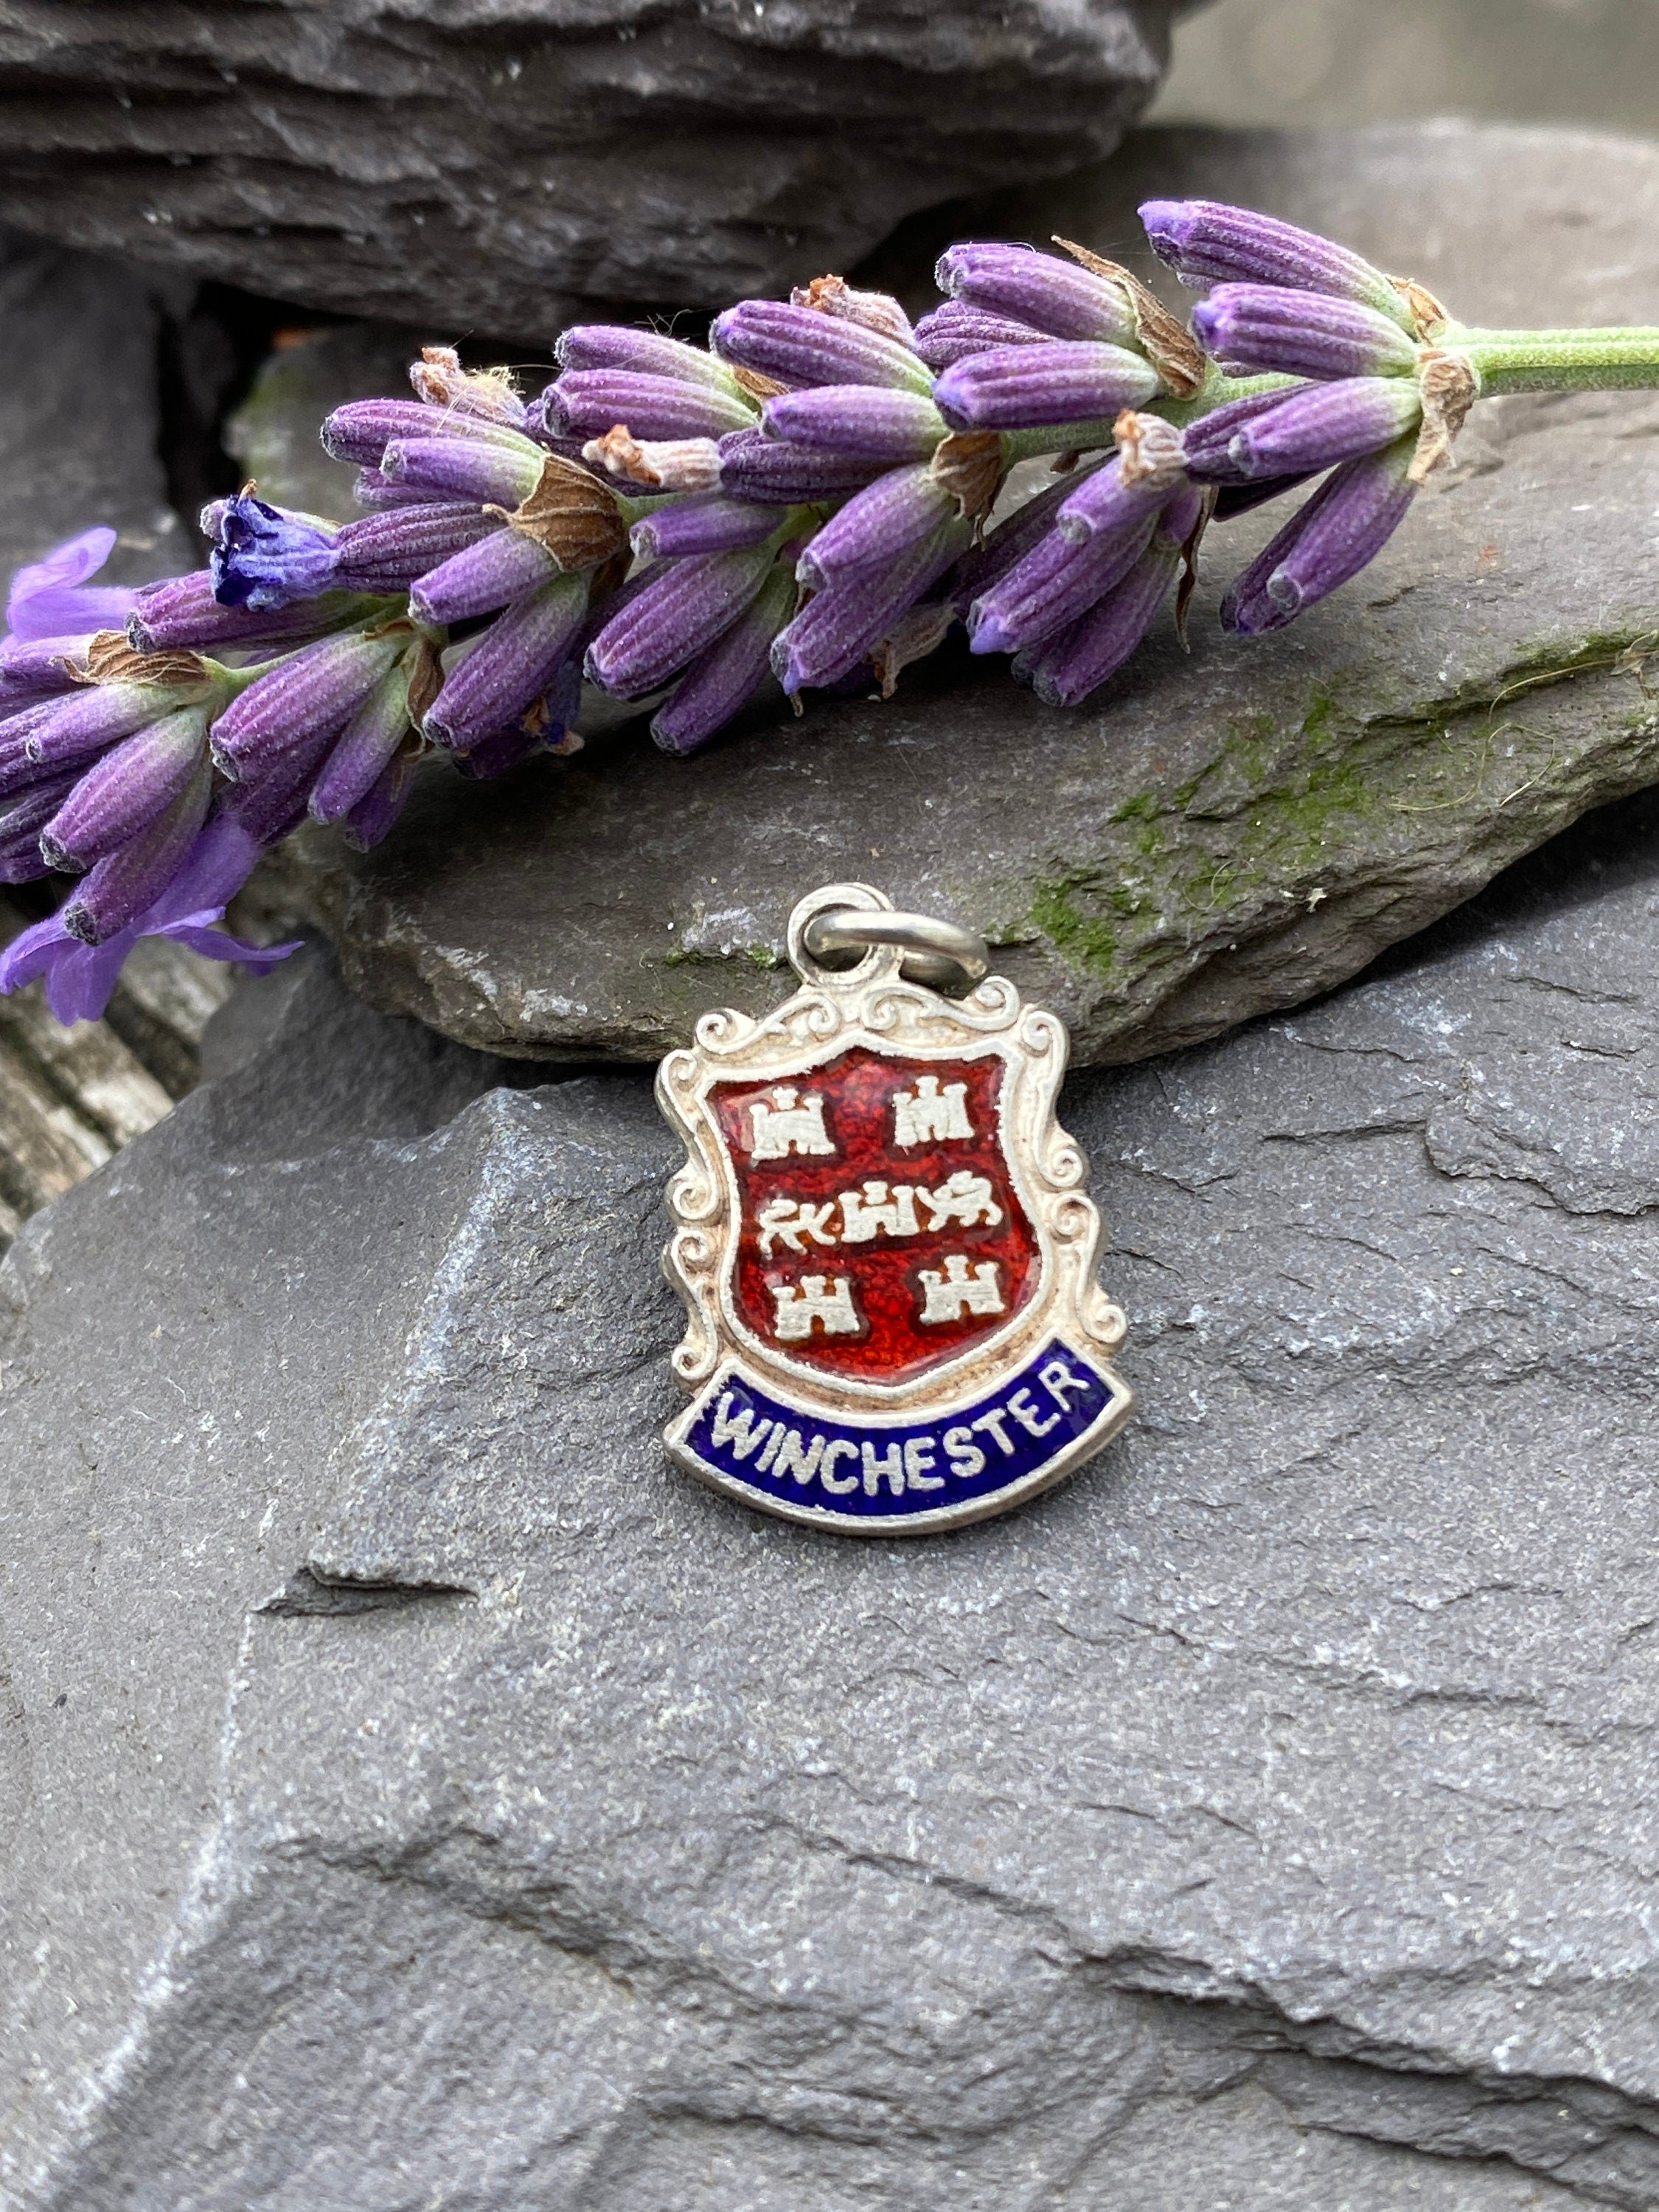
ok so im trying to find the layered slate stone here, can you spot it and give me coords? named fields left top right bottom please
left=7, top=786, right=1659, bottom=2205
left=0, top=1, right=1189, bottom=339
left=274, top=122, right=1659, bottom=1067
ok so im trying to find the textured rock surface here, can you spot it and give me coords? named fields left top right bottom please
left=7, top=781, right=1659, bottom=2205
left=278, top=120, right=1659, bottom=1067
left=0, top=0, right=1189, bottom=341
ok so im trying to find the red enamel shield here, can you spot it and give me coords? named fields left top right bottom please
left=712, top=1045, right=1042, bottom=1382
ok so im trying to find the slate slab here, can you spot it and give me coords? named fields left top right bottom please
left=6, top=779, right=1659, bottom=2205
left=0, top=0, right=1189, bottom=341
left=274, top=120, right=1659, bottom=1067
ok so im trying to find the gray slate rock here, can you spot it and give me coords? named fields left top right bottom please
left=7, top=787, right=1659, bottom=2205
left=0, top=1, right=1187, bottom=341
left=278, top=120, right=1659, bottom=1068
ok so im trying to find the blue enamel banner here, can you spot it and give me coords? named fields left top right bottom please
left=671, top=1338, right=1129, bottom=1526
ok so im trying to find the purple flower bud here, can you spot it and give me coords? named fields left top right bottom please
left=913, top=302, right=1051, bottom=371
left=0, top=772, right=77, bottom=881
left=542, top=371, right=756, bottom=443
left=305, top=665, right=414, bottom=821
left=795, top=465, right=955, bottom=591
left=652, top=562, right=797, bottom=755
left=789, top=276, right=914, bottom=346
left=1140, top=199, right=1413, bottom=327
left=555, top=326, right=742, bottom=393
left=1017, top=532, right=1181, bottom=706
left=341, top=747, right=416, bottom=852
left=933, top=342, right=1161, bottom=431
left=425, top=574, right=588, bottom=750
left=320, top=397, right=534, bottom=467
left=1054, top=445, right=1186, bottom=546
left=0, top=715, right=59, bottom=799
left=772, top=518, right=969, bottom=695
left=1216, top=375, right=1424, bottom=480
left=935, top=244, right=1137, bottom=346
left=761, top=386, right=946, bottom=463
left=717, top=428, right=887, bottom=505
left=60, top=754, right=213, bottom=945
left=585, top=541, right=779, bottom=698
left=0, top=632, right=91, bottom=695
left=945, top=465, right=1096, bottom=608
left=966, top=512, right=1156, bottom=656
left=1175, top=383, right=1315, bottom=483
left=351, top=466, right=453, bottom=510
left=224, top=724, right=339, bottom=846
left=330, top=502, right=499, bottom=594
left=408, top=346, right=528, bottom=429
left=40, top=706, right=209, bottom=871
left=27, top=683, right=176, bottom=770
left=629, top=495, right=781, bottom=561
left=210, top=493, right=340, bottom=611
left=210, top=628, right=403, bottom=777
left=380, top=434, right=545, bottom=508
left=1212, top=474, right=1316, bottom=521
left=712, top=301, right=932, bottom=394
left=1192, top=285, right=1419, bottom=383
left=408, top=527, right=558, bottom=626
left=128, top=571, right=356, bottom=655
left=1222, top=434, right=1416, bottom=634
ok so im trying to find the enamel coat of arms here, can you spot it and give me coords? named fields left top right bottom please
left=657, top=883, right=1132, bottom=1534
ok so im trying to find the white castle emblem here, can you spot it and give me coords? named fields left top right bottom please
left=771, top=1274, right=860, bottom=1340
left=749, top=1086, right=835, bottom=1161
left=892, top=1074, right=974, bottom=1147
left=838, top=1180, right=920, bottom=1243
left=918, top=1253, right=1005, bottom=1324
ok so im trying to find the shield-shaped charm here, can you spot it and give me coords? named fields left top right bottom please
left=657, top=883, right=1132, bottom=1532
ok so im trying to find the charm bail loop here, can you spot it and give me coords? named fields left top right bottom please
left=790, top=881, right=989, bottom=995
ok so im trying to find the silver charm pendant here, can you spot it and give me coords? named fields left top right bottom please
left=656, top=883, right=1132, bottom=1533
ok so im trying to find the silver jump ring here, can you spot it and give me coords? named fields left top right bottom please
left=804, top=905, right=990, bottom=994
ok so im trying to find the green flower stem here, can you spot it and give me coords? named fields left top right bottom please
left=1453, top=324, right=1659, bottom=396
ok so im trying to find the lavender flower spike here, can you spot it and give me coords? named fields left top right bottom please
left=935, top=244, right=1138, bottom=347
left=60, top=754, right=213, bottom=944
left=8, top=526, right=138, bottom=641
left=773, top=518, right=971, bottom=695
left=967, top=511, right=1156, bottom=656
left=1140, top=199, right=1414, bottom=328
left=762, top=387, right=947, bottom=463
left=629, top=496, right=782, bottom=561
left=586, top=540, right=780, bottom=699
left=128, top=571, right=361, bottom=655
left=40, top=705, right=209, bottom=870
left=555, top=324, right=745, bottom=394
left=380, top=433, right=545, bottom=508
left=717, top=428, right=886, bottom=506
left=1219, top=376, right=1423, bottom=481
left=1020, top=487, right=1201, bottom=707
left=424, top=574, right=588, bottom=751
left=912, top=302, right=1051, bottom=371
left=1192, top=285, right=1419, bottom=382
left=309, top=666, right=417, bottom=821
left=209, top=627, right=403, bottom=778
left=933, top=342, right=1161, bottom=431
left=1055, top=417, right=1187, bottom=543
left=652, top=562, right=797, bottom=756
left=408, top=529, right=558, bottom=626
left=320, top=397, right=532, bottom=467
left=210, top=493, right=339, bottom=611
left=542, top=371, right=755, bottom=443
left=712, top=301, right=933, bottom=395
left=330, top=502, right=498, bottom=594
left=796, top=465, right=955, bottom=590
left=1222, top=434, right=1417, bottom=634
